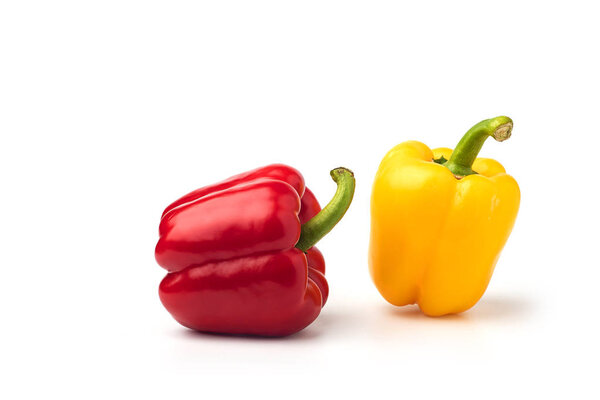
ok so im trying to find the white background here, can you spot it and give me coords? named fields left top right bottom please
left=1, top=1, right=599, bottom=398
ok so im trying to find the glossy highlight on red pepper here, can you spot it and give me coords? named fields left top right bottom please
left=156, top=164, right=354, bottom=337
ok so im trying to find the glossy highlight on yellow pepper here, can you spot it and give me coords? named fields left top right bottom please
left=369, top=116, right=520, bottom=317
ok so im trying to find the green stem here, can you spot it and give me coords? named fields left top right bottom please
left=295, top=167, right=355, bottom=252
left=443, top=116, right=513, bottom=177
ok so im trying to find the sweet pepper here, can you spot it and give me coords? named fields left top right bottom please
left=156, top=164, right=355, bottom=336
left=369, top=116, right=520, bottom=316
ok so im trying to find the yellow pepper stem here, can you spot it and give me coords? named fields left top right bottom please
left=443, top=116, right=513, bottom=177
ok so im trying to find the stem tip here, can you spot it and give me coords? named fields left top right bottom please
left=331, top=167, right=354, bottom=180
left=492, top=121, right=513, bottom=142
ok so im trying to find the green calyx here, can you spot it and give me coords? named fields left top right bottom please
left=433, top=155, right=448, bottom=165
left=295, top=167, right=356, bottom=252
left=443, top=116, right=513, bottom=178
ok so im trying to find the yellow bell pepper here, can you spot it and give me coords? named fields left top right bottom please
left=369, top=116, right=520, bottom=316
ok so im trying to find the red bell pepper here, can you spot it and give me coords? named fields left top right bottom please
left=155, top=164, right=355, bottom=336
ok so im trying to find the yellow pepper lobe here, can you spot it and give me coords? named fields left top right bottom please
left=369, top=141, right=520, bottom=317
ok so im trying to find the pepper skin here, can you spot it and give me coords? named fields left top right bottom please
left=156, top=164, right=354, bottom=336
left=369, top=116, right=520, bottom=317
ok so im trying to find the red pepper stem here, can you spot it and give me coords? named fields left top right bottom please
left=443, top=116, right=513, bottom=177
left=295, top=168, right=355, bottom=252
